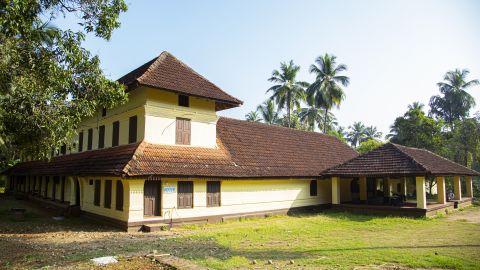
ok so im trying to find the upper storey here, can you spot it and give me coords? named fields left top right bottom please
left=118, top=51, right=243, bottom=111
left=56, top=51, right=242, bottom=156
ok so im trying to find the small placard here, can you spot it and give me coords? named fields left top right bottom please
left=164, top=186, right=175, bottom=193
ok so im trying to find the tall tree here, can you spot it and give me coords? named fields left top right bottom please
left=364, top=126, right=383, bottom=142
left=267, top=60, right=308, bottom=128
left=388, top=103, right=444, bottom=152
left=0, top=0, right=128, bottom=164
left=245, top=111, right=262, bottom=122
left=257, top=100, right=278, bottom=124
left=429, top=69, right=479, bottom=129
left=347, top=122, right=367, bottom=148
left=307, top=53, right=350, bottom=133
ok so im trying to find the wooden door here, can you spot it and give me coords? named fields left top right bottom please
left=144, top=180, right=161, bottom=216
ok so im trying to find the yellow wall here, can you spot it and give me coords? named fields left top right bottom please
left=126, top=178, right=331, bottom=223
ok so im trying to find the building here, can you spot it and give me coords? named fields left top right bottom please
left=4, top=52, right=478, bottom=231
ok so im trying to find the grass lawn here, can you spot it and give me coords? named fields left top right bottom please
left=1, top=196, right=479, bottom=270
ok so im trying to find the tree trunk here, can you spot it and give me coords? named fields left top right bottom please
left=287, top=93, right=291, bottom=128
left=323, top=108, right=328, bottom=133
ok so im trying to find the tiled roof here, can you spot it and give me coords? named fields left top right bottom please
left=321, top=143, right=480, bottom=177
left=7, top=117, right=358, bottom=178
left=118, top=51, right=242, bottom=111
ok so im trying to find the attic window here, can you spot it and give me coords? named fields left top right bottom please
left=178, top=95, right=189, bottom=107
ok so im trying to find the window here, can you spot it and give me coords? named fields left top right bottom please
left=206, top=181, right=221, bottom=207
left=116, top=180, right=124, bottom=211
left=178, top=94, right=189, bottom=107
left=102, top=108, right=107, bottom=117
left=112, top=121, right=120, bottom=147
left=94, top=180, right=101, bottom=206
left=177, top=181, right=193, bottom=209
left=87, top=128, right=93, bottom=150
left=60, top=144, right=66, bottom=155
left=78, top=131, right=83, bottom=152
left=44, top=176, right=49, bottom=197
left=98, top=125, right=105, bottom=149
left=104, top=180, right=112, bottom=208
left=175, top=118, right=191, bottom=145
left=128, top=116, right=137, bottom=143
left=309, top=180, right=318, bottom=196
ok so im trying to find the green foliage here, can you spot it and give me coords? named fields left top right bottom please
left=429, top=69, right=479, bottom=128
left=256, top=100, right=278, bottom=124
left=245, top=111, right=261, bottom=122
left=267, top=60, right=308, bottom=128
left=357, top=138, right=384, bottom=154
left=306, top=53, right=349, bottom=133
left=0, top=0, right=128, bottom=164
left=346, top=122, right=366, bottom=148
left=388, top=102, right=444, bottom=153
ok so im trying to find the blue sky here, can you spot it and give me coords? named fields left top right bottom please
left=58, top=0, right=480, bottom=137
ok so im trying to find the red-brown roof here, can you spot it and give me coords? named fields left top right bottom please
left=118, top=51, right=242, bottom=111
left=8, top=118, right=358, bottom=178
left=321, top=143, right=480, bottom=177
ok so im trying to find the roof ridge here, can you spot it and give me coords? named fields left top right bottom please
left=136, top=51, right=167, bottom=82
left=218, top=116, right=352, bottom=143
left=389, top=143, right=429, bottom=173
left=158, top=52, right=242, bottom=104
left=401, top=143, right=479, bottom=174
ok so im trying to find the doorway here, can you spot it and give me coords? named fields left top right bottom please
left=144, top=180, right=161, bottom=216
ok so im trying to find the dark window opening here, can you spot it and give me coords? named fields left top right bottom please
left=60, top=144, right=66, bottom=155
left=116, top=181, right=124, bottom=211
left=104, top=180, right=112, bottom=208
left=112, top=121, right=120, bottom=147
left=78, top=131, right=84, bottom=152
left=310, top=180, right=318, bottom=196
left=178, top=94, right=190, bottom=107
left=102, top=108, right=107, bottom=117
left=87, top=128, right=93, bottom=150
left=178, top=181, right=193, bottom=209
left=98, top=125, right=105, bottom=149
left=94, top=180, right=101, bottom=206
left=207, top=181, right=221, bottom=207
left=128, top=116, right=137, bottom=143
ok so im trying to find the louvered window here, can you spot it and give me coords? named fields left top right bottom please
left=310, top=180, right=317, bottom=196
left=178, top=181, right=193, bottom=209
left=175, top=118, right=191, bottom=145
left=116, top=180, right=123, bottom=211
left=87, top=128, right=93, bottom=150
left=112, top=121, right=119, bottom=147
left=206, top=181, right=221, bottom=207
left=94, top=180, right=101, bottom=206
left=104, top=180, right=112, bottom=208
left=128, top=116, right=137, bottom=143
left=98, top=125, right=105, bottom=149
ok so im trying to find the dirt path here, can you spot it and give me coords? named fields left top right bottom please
left=445, top=205, right=480, bottom=224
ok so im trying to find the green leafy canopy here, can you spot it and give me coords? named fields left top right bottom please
left=0, top=0, right=128, bottom=165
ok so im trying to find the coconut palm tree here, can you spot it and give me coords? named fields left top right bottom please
left=245, top=111, right=261, bottom=122
left=347, top=122, right=367, bottom=148
left=267, top=60, right=308, bottom=128
left=363, top=126, right=383, bottom=142
left=257, top=100, right=278, bottom=125
left=429, top=69, right=479, bottom=129
left=408, top=101, right=425, bottom=112
left=307, top=53, right=350, bottom=133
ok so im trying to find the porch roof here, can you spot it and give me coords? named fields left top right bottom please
left=320, top=143, right=480, bottom=178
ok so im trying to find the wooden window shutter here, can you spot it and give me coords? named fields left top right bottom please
left=129, top=116, right=137, bottom=143
left=94, top=180, right=101, bottom=206
left=112, top=121, right=120, bottom=147
left=309, top=180, right=317, bottom=196
left=87, top=128, right=93, bottom=150
left=98, top=125, right=105, bottom=149
left=116, top=180, right=124, bottom=211
left=177, top=181, right=193, bottom=209
left=207, top=181, right=221, bottom=207
left=78, top=131, right=84, bottom=152
left=175, top=118, right=191, bottom=145
left=104, top=180, right=112, bottom=208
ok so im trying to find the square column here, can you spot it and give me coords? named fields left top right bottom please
left=453, top=176, right=462, bottom=201
left=332, top=177, right=341, bottom=204
left=359, top=176, right=367, bottom=202
left=403, top=177, right=408, bottom=196
left=466, top=176, right=473, bottom=198
left=416, top=176, right=427, bottom=209
left=436, top=176, right=446, bottom=204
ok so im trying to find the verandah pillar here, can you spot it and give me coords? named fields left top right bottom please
left=466, top=176, right=473, bottom=198
left=416, top=176, right=427, bottom=209
left=453, top=176, right=462, bottom=201
left=359, top=176, right=367, bottom=202
left=332, top=177, right=341, bottom=204
left=436, top=176, right=447, bottom=204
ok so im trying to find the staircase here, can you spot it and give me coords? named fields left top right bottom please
left=142, top=223, right=170, bottom=232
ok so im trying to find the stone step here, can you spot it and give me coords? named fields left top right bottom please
left=142, top=223, right=170, bottom=232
